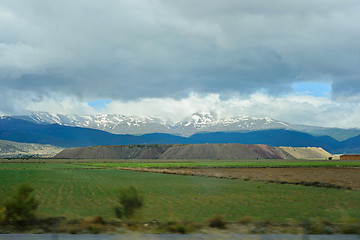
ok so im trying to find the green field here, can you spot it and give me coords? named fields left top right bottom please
left=1, top=160, right=360, bottom=224
left=0, top=162, right=102, bottom=170
left=78, top=159, right=360, bottom=168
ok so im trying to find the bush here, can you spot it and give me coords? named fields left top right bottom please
left=114, top=186, right=143, bottom=219
left=0, top=184, right=39, bottom=225
left=168, top=223, right=187, bottom=234
left=208, top=214, right=226, bottom=229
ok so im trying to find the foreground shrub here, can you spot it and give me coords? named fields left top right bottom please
left=208, top=214, right=226, bottom=229
left=114, top=186, right=143, bottom=219
left=340, top=223, right=360, bottom=234
left=0, top=184, right=39, bottom=225
left=167, top=222, right=186, bottom=234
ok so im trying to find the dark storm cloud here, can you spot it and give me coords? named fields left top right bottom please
left=0, top=0, right=359, bottom=101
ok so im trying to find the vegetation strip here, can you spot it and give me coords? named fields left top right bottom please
left=79, top=160, right=360, bottom=169
left=113, top=167, right=353, bottom=190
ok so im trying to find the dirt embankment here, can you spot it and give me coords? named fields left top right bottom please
left=55, top=145, right=171, bottom=159
left=159, top=143, right=263, bottom=159
left=277, top=147, right=333, bottom=159
left=55, top=143, right=333, bottom=160
left=247, top=144, right=295, bottom=159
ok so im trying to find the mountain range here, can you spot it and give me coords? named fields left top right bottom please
left=1, top=112, right=360, bottom=154
left=15, top=111, right=360, bottom=140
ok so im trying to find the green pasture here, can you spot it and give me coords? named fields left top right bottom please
left=0, top=162, right=102, bottom=169
left=0, top=162, right=359, bottom=223
left=79, top=160, right=360, bottom=168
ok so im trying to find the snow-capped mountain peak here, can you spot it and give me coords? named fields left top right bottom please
left=15, top=111, right=289, bottom=136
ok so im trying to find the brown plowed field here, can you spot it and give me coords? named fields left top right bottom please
left=121, top=167, right=360, bottom=190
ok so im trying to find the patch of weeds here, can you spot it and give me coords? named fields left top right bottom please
left=323, top=225, right=334, bottom=234
left=68, top=227, right=82, bottom=234
left=340, top=223, right=360, bottom=234
left=0, top=184, right=39, bottom=227
left=239, top=216, right=252, bottom=224
left=87, top=224, right=102, bottom=234
left=30, top=228, right=44, bottom=234
left=208, top=215, right=226, bottom=229
left=307, top=220, right=325, bottom=234
left=92, top=216, right=105, bottom=224
left=250, top=225, right=266, bottom=234
left=125, top=222, right=139, bottom=231
left=81, top=216, right=106, bottom=225
left=167, top=222, right=187, bottom=234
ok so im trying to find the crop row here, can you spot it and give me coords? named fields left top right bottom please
left=1, top=167, right=359, bottom=223
left=79, top=160, right=360, bottom=169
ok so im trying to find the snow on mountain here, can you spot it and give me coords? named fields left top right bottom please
left=19, top=112, right=170, bottom=135
left=14, top=111, right=289, bottom=136
left=172, top=112, right=289, bottom=136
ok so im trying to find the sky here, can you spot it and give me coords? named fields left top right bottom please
left=1, top=0, right=360, bottom=128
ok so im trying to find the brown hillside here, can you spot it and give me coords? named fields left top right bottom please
left=247, top=144, right=294, bottom=159
left=278, top=147, right=332, bottom=159
left=55, top=144, right=333, bottom=159
left=55, top=145, right=171, bottom=159
left=159, top=143, right=263, bottom=159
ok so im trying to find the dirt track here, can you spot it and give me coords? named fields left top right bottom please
left=120, top=167, right=360, bottom=190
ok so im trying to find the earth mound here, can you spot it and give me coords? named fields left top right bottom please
left=278, top=147, right=333, bottom=159
left=55, top=144, right=333, bottom=159
left=55, top=144, right=171, bottom=159
left=159, top=143, right=262, bottom=159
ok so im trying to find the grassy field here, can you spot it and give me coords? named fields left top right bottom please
left=1, top=160, right=360, bottom=225
left=78, top=159, right=360, bottom=168
left=0, top=162, right=102, bottom=170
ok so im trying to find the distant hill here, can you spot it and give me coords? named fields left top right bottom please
left=338, top=135, right=360, bottom=153
left=1, top=116, right=359, bottom=153
left=187, top=130, right=339, bottom=149
left=55, top=143, right=333, bottom=160
left=0, top=116, right=161, bottom=147
left=0, top=139, right=63, bottom=157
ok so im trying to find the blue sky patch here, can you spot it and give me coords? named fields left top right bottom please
left=292, top=82, right=331, bottom=97
left=88, top=99, right=112, bottom=110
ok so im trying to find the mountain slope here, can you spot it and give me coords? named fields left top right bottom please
left=0, top=117, right=348, bottom=153
left=0, top=117, right=185, bottom=147
left=14, top=112, right=360, bottom=141
left=338, top=135, right=360, bottom=153
left=18, top=112, right=171, bottom=135
left=187, top=130, right=339, bottom=152
left=15, top=112, right=289, bottom=136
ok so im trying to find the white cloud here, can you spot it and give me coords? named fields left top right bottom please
left=104, top=93, right=360, bottom=128
left=27, top=95, right=98, bottom=115
left=1, top=0, right=360, bottom=129
left=1, top=90, right=359, bottom=129
left=0, top=0, right=359, bottom=100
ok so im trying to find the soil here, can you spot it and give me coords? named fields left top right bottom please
left=159, top=143, right=263, bottom=159
left=119, top=167, right=360, bottom=190
left=55, top=144, right=332, bottom=160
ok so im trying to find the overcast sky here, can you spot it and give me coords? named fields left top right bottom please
left=1, top=0, right=360, bottom=127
